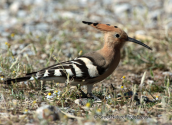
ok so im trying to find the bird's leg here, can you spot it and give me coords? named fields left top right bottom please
left=77, top=84, right=87, bottom=98
left=87, top=84, right=100, bottom=100
left=87, top=84, right=93, bottom=96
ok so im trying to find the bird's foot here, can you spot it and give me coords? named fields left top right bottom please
left=77, top=88, right=88, bottom=98
left=87, top=93, right=101, bottom=101
left=77, top=89, right=100, bottom=101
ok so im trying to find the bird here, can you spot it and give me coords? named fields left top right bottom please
left=3, top=21, right=152, bottom=97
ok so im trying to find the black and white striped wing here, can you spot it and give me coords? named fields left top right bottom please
left=29, top=56, right=106, bottom=81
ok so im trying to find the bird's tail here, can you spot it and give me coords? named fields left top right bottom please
left=1, top=71, right=38, bottom=85
left=3, top=76, right=32, bottom=85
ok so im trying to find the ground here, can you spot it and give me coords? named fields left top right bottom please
left=0, top=0, right=172, bottom=124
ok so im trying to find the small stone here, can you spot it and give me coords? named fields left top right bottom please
left=84, top=122, right=95, bottom=125
left=36, top=23, right=49, bottom=31
left=162, top=72, right=172, bottom=76
left=113, top=3, right=131, bottom=14
left=147, top=80, right=154, bottom=84
left=17, top=10, right=27, bottom=18
left=74, top=98, right=88, bottom=106
left=164, top=0, right=172, bottom=13
left=36, top=105, right=60, bottom=121
left=135, top=30, right=146, bottom=35
left=9, top=2, right=20, bottom=14
left=41, top=54, right=47, bottom=59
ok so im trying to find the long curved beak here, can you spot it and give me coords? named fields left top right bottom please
left=128, top=37, right=152, bottom=50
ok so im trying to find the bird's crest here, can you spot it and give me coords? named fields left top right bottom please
left=82, top=21, right=119, bottom=32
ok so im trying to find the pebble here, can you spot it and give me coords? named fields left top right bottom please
left=74, top=98, right=88, bottom=106
left=41, top=53, right=48, bottom=59
left=147, top=80, right=154, bottom=84
left=36, top=105, right=61, bottom=121
left=113, top=3, right=131, bottom=15
left=84, top=122, right=95, bottom=125
left=35, top=23, right=49, bottom=31
left=17, top=10, right=27, bottom=18
left=164, top=0, right=172, bottom=13
left=135, top=30, right=146, bottom=35
left=162, top=72, right=172, bottom=76
left=9, top=1, right=20, bottom=14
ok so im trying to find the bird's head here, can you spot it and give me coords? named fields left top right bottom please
left=82, top=21, right=152, bottom=50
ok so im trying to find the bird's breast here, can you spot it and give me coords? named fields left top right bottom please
left=85, top=57, right=120, bottom=84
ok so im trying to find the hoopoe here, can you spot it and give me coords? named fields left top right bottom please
left=3, top=21, right=152, bottom=95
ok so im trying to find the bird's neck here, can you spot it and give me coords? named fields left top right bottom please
left=98, top=42, right=121, bottom=67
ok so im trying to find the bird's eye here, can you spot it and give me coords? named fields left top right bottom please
left=115, top=34, right=120, bottom=38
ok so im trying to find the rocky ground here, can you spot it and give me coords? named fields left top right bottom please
left=0, top=0, right=172, bottom=124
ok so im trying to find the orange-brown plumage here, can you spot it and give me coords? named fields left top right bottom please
left=82, top=21, right=119, bottom=31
